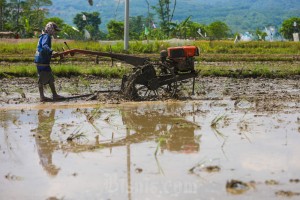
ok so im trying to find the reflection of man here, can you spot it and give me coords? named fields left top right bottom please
left=35, top=109, right=60, bottom=176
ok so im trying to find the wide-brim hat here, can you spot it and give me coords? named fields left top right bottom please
left=52, top=23, right=61, bottom=31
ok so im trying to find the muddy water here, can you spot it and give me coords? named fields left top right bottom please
left=1, top=100, right=299, bottom=200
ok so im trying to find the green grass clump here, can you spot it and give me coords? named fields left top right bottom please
left=52, top=65, right=81, bottom=77
left=195, top=62, right=300, bottom=78
left=2, top=39, right=300, bottom=56
left=0, top=64, right=130, bottom=78
left=88, top=66, right=129, bottom=78
left=1, top=62, right=299, bottom=79
left=52, top=64, right=130, bottom=78
left=0, top=65, right=37, bottom=77
left=194, top=40, right=300, bottom=54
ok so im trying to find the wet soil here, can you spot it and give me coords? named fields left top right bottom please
left=0, top=76, right=299, bottom=200
left=0, top=76, right=299, bottom=107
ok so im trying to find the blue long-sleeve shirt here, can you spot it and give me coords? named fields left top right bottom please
left=34, top=34, right=53, bottom=71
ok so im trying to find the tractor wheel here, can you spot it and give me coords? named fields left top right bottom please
left=121, top=70, right=140, bottom=100
left=158, top=64, right=179, bottom=97
left=121, top=65, right=157, bottom=100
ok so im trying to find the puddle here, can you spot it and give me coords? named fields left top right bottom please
left=0, top=100, right=300, bottom=199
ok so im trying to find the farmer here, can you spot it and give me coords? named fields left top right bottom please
left=34, top=22, right=64, bottom=102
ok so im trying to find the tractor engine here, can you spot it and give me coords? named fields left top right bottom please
left=160, top=46, right=199, bottom=74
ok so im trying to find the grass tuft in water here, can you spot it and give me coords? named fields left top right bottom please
left=67, top=132, right=87, bottom=142
left=211, top=114, right=226, bottom=129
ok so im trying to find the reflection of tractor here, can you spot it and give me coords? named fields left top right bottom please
left=160, top=122, right=200, bottom=153
left=120, top=107, right=200, bottom=153
left=56, top=44, right=199, bottom=100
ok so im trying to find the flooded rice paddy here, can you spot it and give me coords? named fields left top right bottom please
left=0, top=77, right=300, bottom=199
left=1, top=99, right=300, bottom=199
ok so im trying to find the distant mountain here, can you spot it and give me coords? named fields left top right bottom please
left=49, top=0, right=300, bottom=33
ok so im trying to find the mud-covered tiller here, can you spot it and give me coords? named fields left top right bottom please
left=55, top=42, right=199, bottom=100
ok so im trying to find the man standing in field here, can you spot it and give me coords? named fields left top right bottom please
left=34, top=22, right=64, bottom=102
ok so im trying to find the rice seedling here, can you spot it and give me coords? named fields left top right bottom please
left=67, top=132, right=87, bottom=142
left=210, top=114, right=228, bottom=141
left=211, top=114, right=226, bottom=129
left=154, top=134, right=168, bottom=157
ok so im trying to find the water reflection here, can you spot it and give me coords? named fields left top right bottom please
left=35, top=109, right=60, bottom=176
left=32, top=104, right=201, bottom=175
left=1, top=100, right=300, bottom=199
left=32, top=105, right=201, bottom=153
left=121, top=108, right=200, bottom=153
left=30, top=105, right=201, bottom=200
left=119, top=105, right=201, bottom=200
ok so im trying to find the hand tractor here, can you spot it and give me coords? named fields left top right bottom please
left=56, top=43, right=199, bottom=100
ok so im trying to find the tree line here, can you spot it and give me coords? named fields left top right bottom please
left=0, top=0, right=299, bottom=40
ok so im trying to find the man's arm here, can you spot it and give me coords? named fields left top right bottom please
left=41, top=35, right=53, bottom=56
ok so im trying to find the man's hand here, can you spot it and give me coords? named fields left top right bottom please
left=52, top=51, right=59, bottom=58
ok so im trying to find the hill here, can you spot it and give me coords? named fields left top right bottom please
left=49, top=0, right=300, bottom=33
